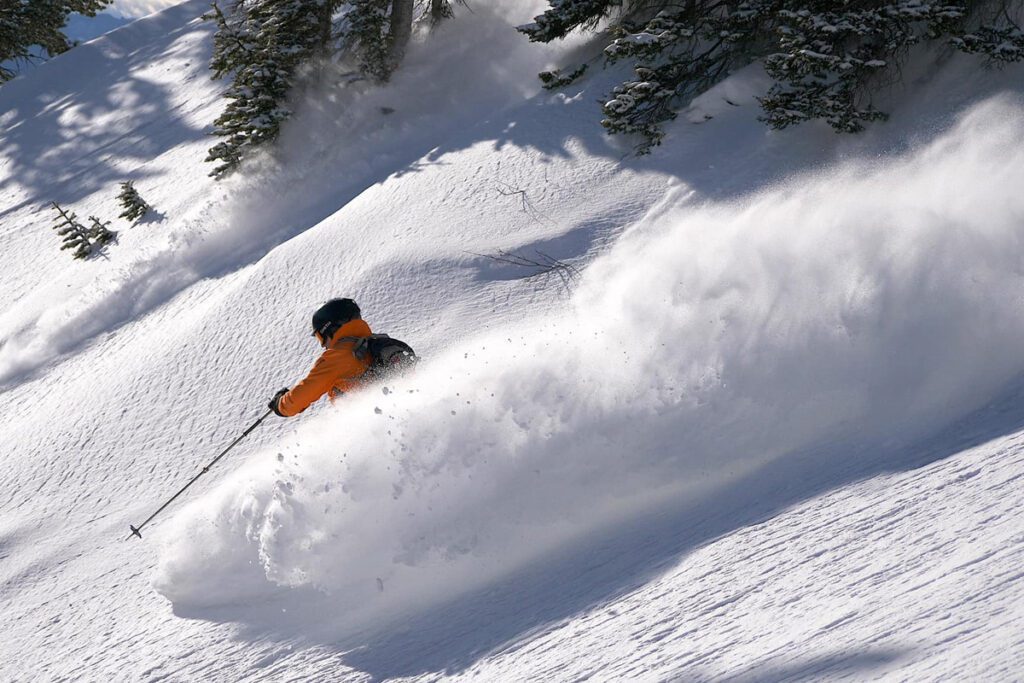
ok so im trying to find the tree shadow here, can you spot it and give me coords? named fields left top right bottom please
left=134, top=208, right=168, bottom=226
left=411, top=44, right=1024, bottom=208
left=0, top=0, right=213, bottom=215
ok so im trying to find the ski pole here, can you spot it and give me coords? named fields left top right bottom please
left=127, top=409, right=274, bottom=541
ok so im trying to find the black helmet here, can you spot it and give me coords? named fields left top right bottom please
left=311, top=298, right=361, bottom=340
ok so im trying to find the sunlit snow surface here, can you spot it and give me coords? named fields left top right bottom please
left=157, top=98, right=1024, bottom=631
left=1, top=0, right=1023, bottom=680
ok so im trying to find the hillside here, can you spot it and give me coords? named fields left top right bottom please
left=1, top=1, right=1023, bottom=680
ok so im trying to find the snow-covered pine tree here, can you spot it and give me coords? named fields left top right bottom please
left=0, top=0, right=110, bottom=82
left=50, top=202, right=94, bottom=259
left=87, top=216, right=116, bottom=246
left=340, top=0, right=467, bottom=79
left=758, top=2, right=963, bottom=131
left=518, top=0, right=626, bottom=43
left=116, top=181, right=151, bottom=223
left=522, top=0, right=1024, bottom=151
left=599, top=3, right=773, bottom=152
left=520, top=0, right=742, bottom=152
left=205, top=0, right=456, bottom=176
left=342, top=0, right=392, bottom=81
left=340, top=0, right=415, bottom=83
left=205, top=0, right=332, bottom=177
left=206, top=1, right=255, bottom=80
left=760, top=2, right=1024, bottom=131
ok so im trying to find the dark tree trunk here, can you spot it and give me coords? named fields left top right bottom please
left=319, top=1, right=333, bottom=54
left=388, top=0, right=414, bottom=67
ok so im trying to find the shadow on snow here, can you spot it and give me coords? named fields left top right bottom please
left=0, top=0, right=214, bottom=217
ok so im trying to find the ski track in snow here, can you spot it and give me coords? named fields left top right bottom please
left=1, top=1, right=1024, bottom=681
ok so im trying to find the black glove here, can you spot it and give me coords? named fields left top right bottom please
left=268, top=388, right=289, bottom=417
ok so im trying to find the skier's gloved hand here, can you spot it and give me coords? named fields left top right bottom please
left=268, top=388, right=289, bottom=417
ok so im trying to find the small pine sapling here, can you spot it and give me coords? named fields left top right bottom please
left=87, top=216, right=117, bottom=246
left=50, top=202, right=94, bottom=259
left=116, top=181, right=151, bottom=223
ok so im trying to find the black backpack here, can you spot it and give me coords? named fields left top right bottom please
left=345, top=334, right=417, bottom=379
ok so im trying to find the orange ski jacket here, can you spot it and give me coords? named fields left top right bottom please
left=276, top=318, right=373, bottom=417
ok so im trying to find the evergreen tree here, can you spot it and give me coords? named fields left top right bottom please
left=50, top=202, right=93, bottom=259
left=206, top=1, right=255, bottom=81
left=87, top=215, right=116, bottom=245
left=389, top=0, right=413, bottom=67
left=341, top=0, right=392, bottom=82
left=758, top=2, right=1023, bottom=132
left=521, top=0, right=1024, bottom=151
left=0, top=0, right=110, bottom=83
left=116, top=181, right=151, bottom=223
left=340, top=0, right=415, bottom=83
left=518, top=0, right=625, bottom=43
left=49, top=203, right=116, bottom=259
left=205, top=0, right=333, bottom=177
left=204, top=0, right=453, bottom=176
left=338, top=0, right=471, bottom=78
left=599, top=3, right=772, bottom=150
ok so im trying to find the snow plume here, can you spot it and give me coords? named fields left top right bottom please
left=156, top=97, right=1024, bottom=630
left=216, top=0, right=569, bottom=253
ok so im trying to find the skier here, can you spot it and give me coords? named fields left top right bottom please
left=130, top=299, right=412, bottom=539
left=268, top=298, right=374, bottom=418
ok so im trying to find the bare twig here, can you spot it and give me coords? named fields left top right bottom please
left=472, top=249, right=581, bottom=294
left=486, top=180, right=582, bottom=294
left=495, top=181, right=558, bottom=228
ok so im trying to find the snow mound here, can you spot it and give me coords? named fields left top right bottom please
left=156, top=96, right=1024, bottom=630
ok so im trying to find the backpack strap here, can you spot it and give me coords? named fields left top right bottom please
left=332, top=336, right=370, bottom=359
left=333, top=334, right=399, bottom=364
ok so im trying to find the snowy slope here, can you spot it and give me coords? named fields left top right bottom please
left=429, top=416, right=1024, bottom=681
left=2, top=1, right=1024, bottom=681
